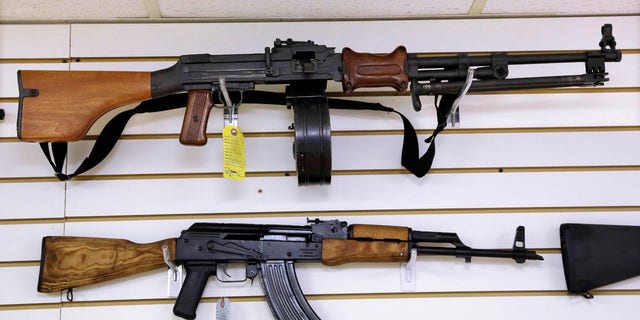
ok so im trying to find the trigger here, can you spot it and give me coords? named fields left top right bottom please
left=220, top=263, right=231, bottom=278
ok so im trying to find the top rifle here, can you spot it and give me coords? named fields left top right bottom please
left=17, top=24, right=621, bottom=184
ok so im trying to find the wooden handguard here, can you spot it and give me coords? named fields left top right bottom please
left=321, top=239, right=409, bottom=266
left=350, top=224, right=410, bottom=241
left=341, top=46, right=409, bottom=93
left=18, top=70, right=152, bottom=142
left=180, top=90, right=213, bottom=145
left=38, top=236, right=175, bottom=292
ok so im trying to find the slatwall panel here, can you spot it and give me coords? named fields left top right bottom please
left=1, top=16, right=639, bottom=320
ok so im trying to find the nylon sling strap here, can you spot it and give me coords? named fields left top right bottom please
left=326, top=94, right=456, bottom=178
left=40, top=93, right=189, bottom=180
left=41, top=91, right=455, bottom=180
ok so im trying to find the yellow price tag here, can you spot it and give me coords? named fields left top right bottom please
left=222, top=125, right=245, bottom=180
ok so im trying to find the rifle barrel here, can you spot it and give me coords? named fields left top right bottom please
left=410, top=51, right=621, bottom=70
left=420, top=74, right=602, bottom=95
left=416, top=246, right=544, bottom=261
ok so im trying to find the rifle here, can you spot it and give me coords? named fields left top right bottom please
left=18, top=25, right=621, bottom=184
left=38, top=219, right=542, bottom=319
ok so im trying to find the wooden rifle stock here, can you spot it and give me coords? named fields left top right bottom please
left=18, top=70, right=152, bottom=142
left=321, top=224, right=411, bottom=266
left=38, top=236, right=175, bottom=292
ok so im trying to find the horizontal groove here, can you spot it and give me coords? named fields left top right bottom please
left=0, top=97, right=17, bottom=103
left=14, top=49, right=640, bottom=63
left=2, top=12, right=639, bottom=25
left=4, top=289, right=635, bottom=311
left=1, top=48, right=632, bottom=63
left=0, top=303, right=61, bottom=311
left=3, top=125, right=640, bottom=145
left=0, top=86, right=637, bottom=103
left=0, top=217, right=64, bottom=225
left=0, top=260, right=40, bottom=267
left=63, top=165, right=640, bottom=182
left=3, top=50, right=639, bottom=64
left=0, top=176, right=64, bottom=183
left=82, top=125, right=640, bottom=141
left=62, top=206, right=640, bottom=223
left=3, top=164, right=639, bottom=184
left=307, top=289, right=640, bottom=301
left=67, top=56, right=175, bottom=63
left=0, top=58, right=68, bottom=64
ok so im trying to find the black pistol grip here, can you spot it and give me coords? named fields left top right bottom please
left=259, top=260, right=320, bottom=320
left=173, top=262, right=216, bottom=320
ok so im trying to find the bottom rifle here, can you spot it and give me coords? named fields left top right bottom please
left=38, top=219, right=543, bottom=319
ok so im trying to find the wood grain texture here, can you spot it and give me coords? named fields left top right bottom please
left=179, top=90, right=213, bottom=145
left=341, top=46, right=408, bottom=93
left=321, top=239, right=409, bottom=266
left=350, top=224, right=409, bottom=241
left=37, top=236, right=175, bottom=292
left=18, top=70, right=151, bottom=142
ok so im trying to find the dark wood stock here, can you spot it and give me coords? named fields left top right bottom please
left=18, top=70, right=152, bottom=142
left=38, top=236, right=175, bottom=292
left=321, top=239, right=409, bottom=266
left=341, top=46, right=409, bottom=93
left=180, top=90, right=213, bottom=145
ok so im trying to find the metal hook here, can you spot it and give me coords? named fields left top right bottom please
left=219, top=77, right=234, bottom=107
left=66, top=288, right=74, bottom=302
left=162, top=244, right=178, bottom=281
left=219, top=77, right=240, bottom=127
left=447, top=68, right=475, bottom=127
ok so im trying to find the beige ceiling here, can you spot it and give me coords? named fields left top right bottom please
left=1, top=0, right=639, bottom=22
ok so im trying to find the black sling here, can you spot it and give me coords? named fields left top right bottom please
left=39, top=91, right=455, bottom=180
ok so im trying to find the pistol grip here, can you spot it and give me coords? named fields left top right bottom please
left=180, top=90, right=213, bottom=145
left=341, top=46, right=408, bottom=93
left=173, top=262, right=216, bottom=320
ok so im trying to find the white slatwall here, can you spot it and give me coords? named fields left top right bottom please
left=1, top=16, right=639, bottom=320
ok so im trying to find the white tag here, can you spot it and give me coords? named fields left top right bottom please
left=400, top=248, right=418, bottom=291
left=167, top=265, right=184, bottom=297
left=216, top=297, right=230, bottom=320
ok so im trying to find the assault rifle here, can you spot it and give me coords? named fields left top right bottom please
left=38, top=219, right=542, bottom=319
left=18, top=25, right=621, bottom=184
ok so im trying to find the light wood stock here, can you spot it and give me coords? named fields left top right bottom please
left=38, top=236, right=175, bottom=292
left=350, top=224, right=409, bottom=241
left=321, top=239, right=409, bottom=266
left=18, top=70, right=152, bottom=142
